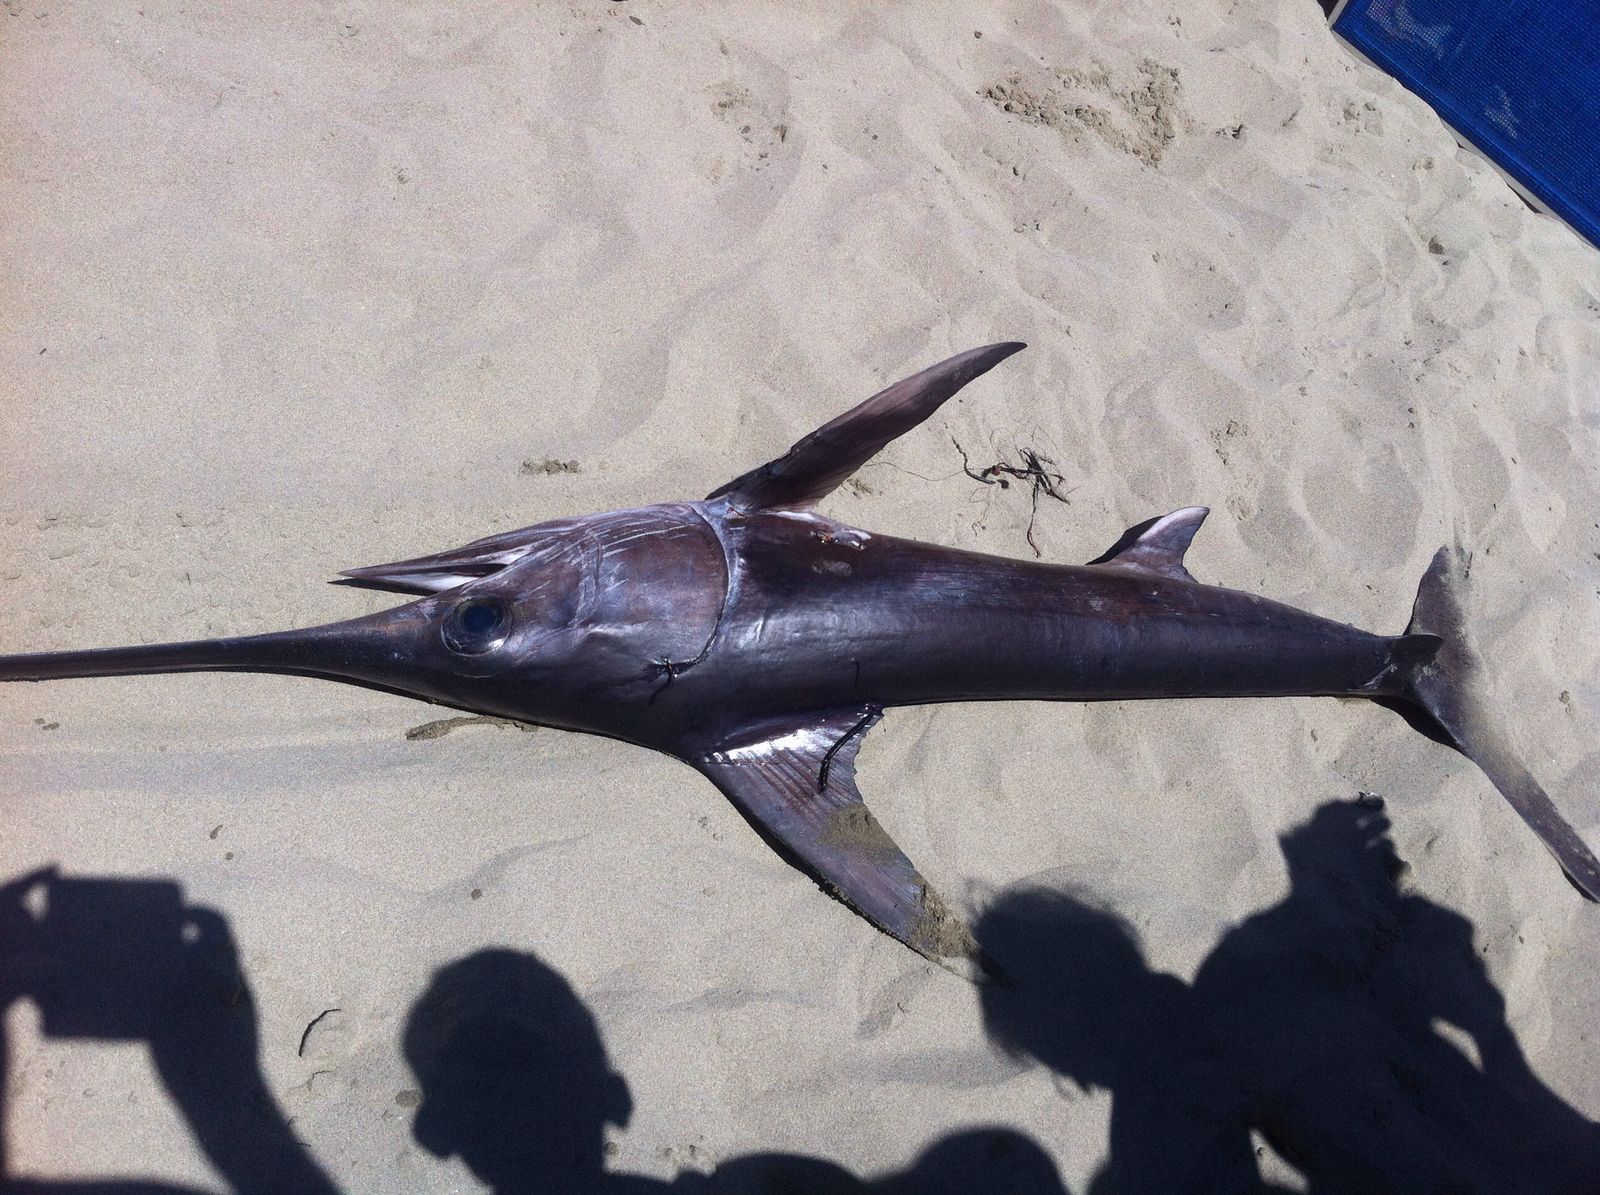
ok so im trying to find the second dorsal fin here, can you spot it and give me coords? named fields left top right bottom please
left=1092, top=507, right=1209, bottom=581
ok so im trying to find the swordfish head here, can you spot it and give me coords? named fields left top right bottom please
left=0, top=504, right=731, bottom=745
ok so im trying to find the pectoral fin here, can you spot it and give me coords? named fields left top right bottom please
left=708, top=342, right=1026, bottom=513
left=688, top=706, right=986, bottom=976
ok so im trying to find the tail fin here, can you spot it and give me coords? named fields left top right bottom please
left=1396, top=546, right=1600, bottom=901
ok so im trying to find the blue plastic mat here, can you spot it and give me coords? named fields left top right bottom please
left=1333, top=0, right=1600, bottom=248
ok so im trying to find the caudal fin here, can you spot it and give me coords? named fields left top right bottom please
left=1397, top=546, right=1600, bottom=901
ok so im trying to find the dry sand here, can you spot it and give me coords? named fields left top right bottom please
left=2, top=1, right=1598, bottom=1190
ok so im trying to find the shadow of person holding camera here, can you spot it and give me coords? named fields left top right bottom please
left=977, top=797, right=1600, bottom=1193
left=0, top=868, right=339, bottom=1194
left=0, top=866, right=1069, bottom=1194
left=403, top=949, right=1071, bottom=1194
left=1191, top=797, right=1600, bottom=1192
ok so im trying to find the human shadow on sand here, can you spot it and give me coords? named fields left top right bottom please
left=977, top=796, right=1600, bottom=1194
left=403, top=949, right=1070, bottom=1194
left=0, top=867, right=338, bottom=1194
left=0, top=870, right=1069, bottom=1195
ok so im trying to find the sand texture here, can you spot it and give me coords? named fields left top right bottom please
left=3, top=1, right=1598, bottom=1190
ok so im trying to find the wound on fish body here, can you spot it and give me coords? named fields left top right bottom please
left=2, top=342, right=1595, bottom=979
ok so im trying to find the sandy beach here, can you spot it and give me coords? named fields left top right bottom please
left=3, top=2, right=1598, bottom=1190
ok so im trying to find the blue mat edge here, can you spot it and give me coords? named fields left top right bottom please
left=1333, top=15, right=1600, bottom=249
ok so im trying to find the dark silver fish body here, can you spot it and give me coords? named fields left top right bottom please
left=382, top=500, right=1408, bottom=739
left=3, top=342, right=1595, bottom=971
left=683, top=506, right=1407, bottom=712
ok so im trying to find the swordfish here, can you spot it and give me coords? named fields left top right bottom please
left=2, top=343, right=1596, bottom=970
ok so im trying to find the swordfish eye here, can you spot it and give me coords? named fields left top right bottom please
left=442, top=596, right=511, bottom=655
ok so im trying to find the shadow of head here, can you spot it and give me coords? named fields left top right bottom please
left=876, top=1127, right=1069, bottom=1194
left=974, top=888, right=1193, bottom=1093
left=403, top=949, right=631, bottom=1191
left=1278, top=796, right=1404, bottom=898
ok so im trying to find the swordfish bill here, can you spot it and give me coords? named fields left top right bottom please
left=2, top=342, right=1596, bottom=974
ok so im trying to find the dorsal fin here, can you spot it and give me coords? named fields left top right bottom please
left=707, top=342, right=1026, bottom=513
left=1092, top=507, right=1209, bottom=581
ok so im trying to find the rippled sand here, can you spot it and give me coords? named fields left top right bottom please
left=3, top=2, right=1596, bottom=1189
